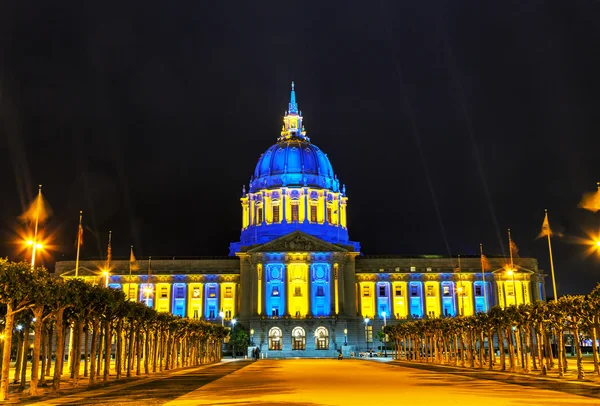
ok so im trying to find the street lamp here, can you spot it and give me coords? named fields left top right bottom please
left=231, top=318, right=237, bottom=359
left=364, top=317, right=370, bottom=351
left=343, top=328, right=348, bottom=346
left=26, top=240, right=44, bottom=268
left=250, top=328, right=254, bottom=346
left=219, top=311, right=225, bottom=326
left=102, top=270, right=110, bottom=288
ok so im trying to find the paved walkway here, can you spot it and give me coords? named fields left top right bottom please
left=10, top=358, right=600, bottom=405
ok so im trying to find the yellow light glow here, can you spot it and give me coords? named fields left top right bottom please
left=506, top=269, right=514, bottom=276
left=596, top=241, right=600, bottom=247
left=35, top=243, right=43, bottom=249
left=27, top=240, right=34, bottom=246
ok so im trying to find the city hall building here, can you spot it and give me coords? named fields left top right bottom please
left=57, top=84, right=547, bottom=358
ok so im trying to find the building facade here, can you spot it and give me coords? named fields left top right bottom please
left=57, top=84, right=546, bottom=358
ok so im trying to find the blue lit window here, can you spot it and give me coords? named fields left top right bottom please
left=272, top=286, right=279, bottom=296
left=316, top=286, right=325, bottom=296
left=209, top=287, right=216, bottom=298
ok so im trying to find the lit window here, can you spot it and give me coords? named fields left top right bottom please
left=316, top=286, right=325, bottom=296
left=209, top=287, right=216, bottom=298
left=475, top=285, right=483, bottom=296
left=209, top=309, right=215, bottom=319
left=395, top=286, right=403, bottom=296
left=257, top=207, right=263, bottom=224
left=327, top=207, right=332, bottom=223
left=310, top=205, right=317, bottom=222
left=225, top=310, right=231, bottom=319
left=272, top=286, right=279, bottom=296
left=426, top=285, right=435, bottom=297
left=176, top=286, right=184, bottom=298
left=442, top=285, right=451, bottom=297
left=379, top=285, right=386, bottom=297
left=294, top=286, right=301, bottom=297
left=225, top=286, right=232, bottom=298
left=291, top=204, right=299, bottom=221
left=193, top=309, right=199, bottom=319
left=269, top=327, right=282, bottom=350
left=192, top=287, right=201, bottom=298
left=362, top=286, right=370, bottom=297
left=272, top=205, right=280, bottom=223
left=410, top=266, right=416, bottom=272
left=161, top=287, right=167, bottom=298
left=410, top=284, right=419, bottom=297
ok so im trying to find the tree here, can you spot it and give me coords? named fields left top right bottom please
left=0, top=260, right=39, bottom=401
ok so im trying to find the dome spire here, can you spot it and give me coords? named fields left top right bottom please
left=289, top=81, right=298, bottom=114
left=279, top=82, right=309, bottom=142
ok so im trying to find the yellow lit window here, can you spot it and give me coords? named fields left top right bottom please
left=362, top=286, right=370, bottom=297
left=294, top=286, right=301, bottom=297
left=327, top=207, right=332, bottom=223
left=426, top=285, right=435, bottom=297
left=310, top=205, right=317, bottom=222
left=257, top=207, right=263, bottom=224
left=161, top=287, right=167, bottom=298
left=291, top=204, right=299, bottom=221
left=225, top=286, right=232, bottom=298
left=273, top=205, right=280, bottom=223
left=395, top=286, right=403, bottom=296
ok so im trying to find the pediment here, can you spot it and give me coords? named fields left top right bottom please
left=247, top=231, right=347, bottom=253
left=60, top=266, right=102, bottom=278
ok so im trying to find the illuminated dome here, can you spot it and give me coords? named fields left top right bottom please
left=230, top=82, right=359, bottom=255
left=250, top=140, right=339, bottom=193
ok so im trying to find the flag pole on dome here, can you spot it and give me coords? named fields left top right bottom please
left=106, top=231, right=112, bottom=270
left=539, top=209, right=558, bottom=301
left=129, top=246, right=138, bottom=300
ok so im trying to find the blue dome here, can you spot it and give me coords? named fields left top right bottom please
left=250, top=139, right=339, bottom=192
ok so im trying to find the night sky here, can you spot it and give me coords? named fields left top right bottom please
left=1, top=2, right=599, bottom=295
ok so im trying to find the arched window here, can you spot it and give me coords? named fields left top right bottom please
left=292, top=327, right=306, bottom=350
left=268, top=327, right=282, bottom=350
left=315, top=326, right=329, bottom=350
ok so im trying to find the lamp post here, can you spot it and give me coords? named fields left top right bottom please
left=364, top=317, right=370, bottom=351
left=343, top=328, right=348, bottom=346
left=231, top=318, right=237, bottom=359
left=219, top=311, right=225, bottom=326
left=250, top=328, right=254, bottom=346
left=102, top=270, right=110, bottom=288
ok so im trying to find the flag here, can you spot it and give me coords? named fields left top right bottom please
left=105, top=231, right=112, bottom=268
left=18, top=188, right=52, bottom=225
left=130, top=246, right=139, bottom=271
left=481, top=253, right=491, bottom=270
left=77, top=222, right=84, bottom=247
left=509, top=239, right=519, bottom=258
left=578, top=184, right=600, bottom=213
left=538, top=211, right=551, bottom=239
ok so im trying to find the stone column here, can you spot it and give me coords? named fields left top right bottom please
left=343, top=255, right=357, bottom=317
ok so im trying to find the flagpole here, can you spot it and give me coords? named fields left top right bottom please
left=106, top=230, right=112, bottom=269
left=129, top=245, right=134, bottom=300
left=480, top=243, right=487, bottom=310
left=75, top=211, right=83, bottom=278
left=146, top=256, right=152, bottom=306
left=30, top=185, right=42, bottom=269
left=545, top=209, right=558, bottom=301
left=508, top=229, right=516, bottom=306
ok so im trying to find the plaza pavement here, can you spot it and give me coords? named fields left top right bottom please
left=14, top=357, right=600, bottom=405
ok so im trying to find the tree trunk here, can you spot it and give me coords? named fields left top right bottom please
left=556, top=328, right=564, bottom=377
left=592, top=320, right=599, bottom=375
left=536, top=328, right=546, bottom=375
left=498, top=328, right=506, bottom=371
left=96, top=324, right=104, bottom=378
left=506, top=328, right=516, bottom=373
left=83, top=326, right=89, bottom=378
left=73, top=320, right=84, bottom=386
left=524, top=327, right=531, bottom=373
left=136, top=328, right=142, bottom=376
left=530, top=327, right=538, bottom=371
left=478, top=330, right=485, bottom=368
left=30, top=308, right=45, bottom=395
left=46, top=324, right=54, bottom=378
left=40, top=323, right=47, bottom=386
left=19, top=323, right=30, bottom=391
left=573, top=325, right=585, bottom=380
left=0, top=307, right=16, bottom=401
left=126, top=322, right=134, bottom=378
left=13, top=327, right=23, bottom=384
left=487, top=329, right=494, bottom=370
left=144, top=330, right=150, bottom=374
left=544, top=333, right=554, bottom=370
left=103, top=321, right=111, bottom=382
left=52, top=307, right=67, bottom=391
left=89, top=320, right=99, bottom=386
left=116, top=318, right=123, bottom=380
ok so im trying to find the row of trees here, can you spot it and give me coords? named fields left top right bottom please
left=0, top=259, right=229, bottom=401
left=384, top=283, right=600, bottom=380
